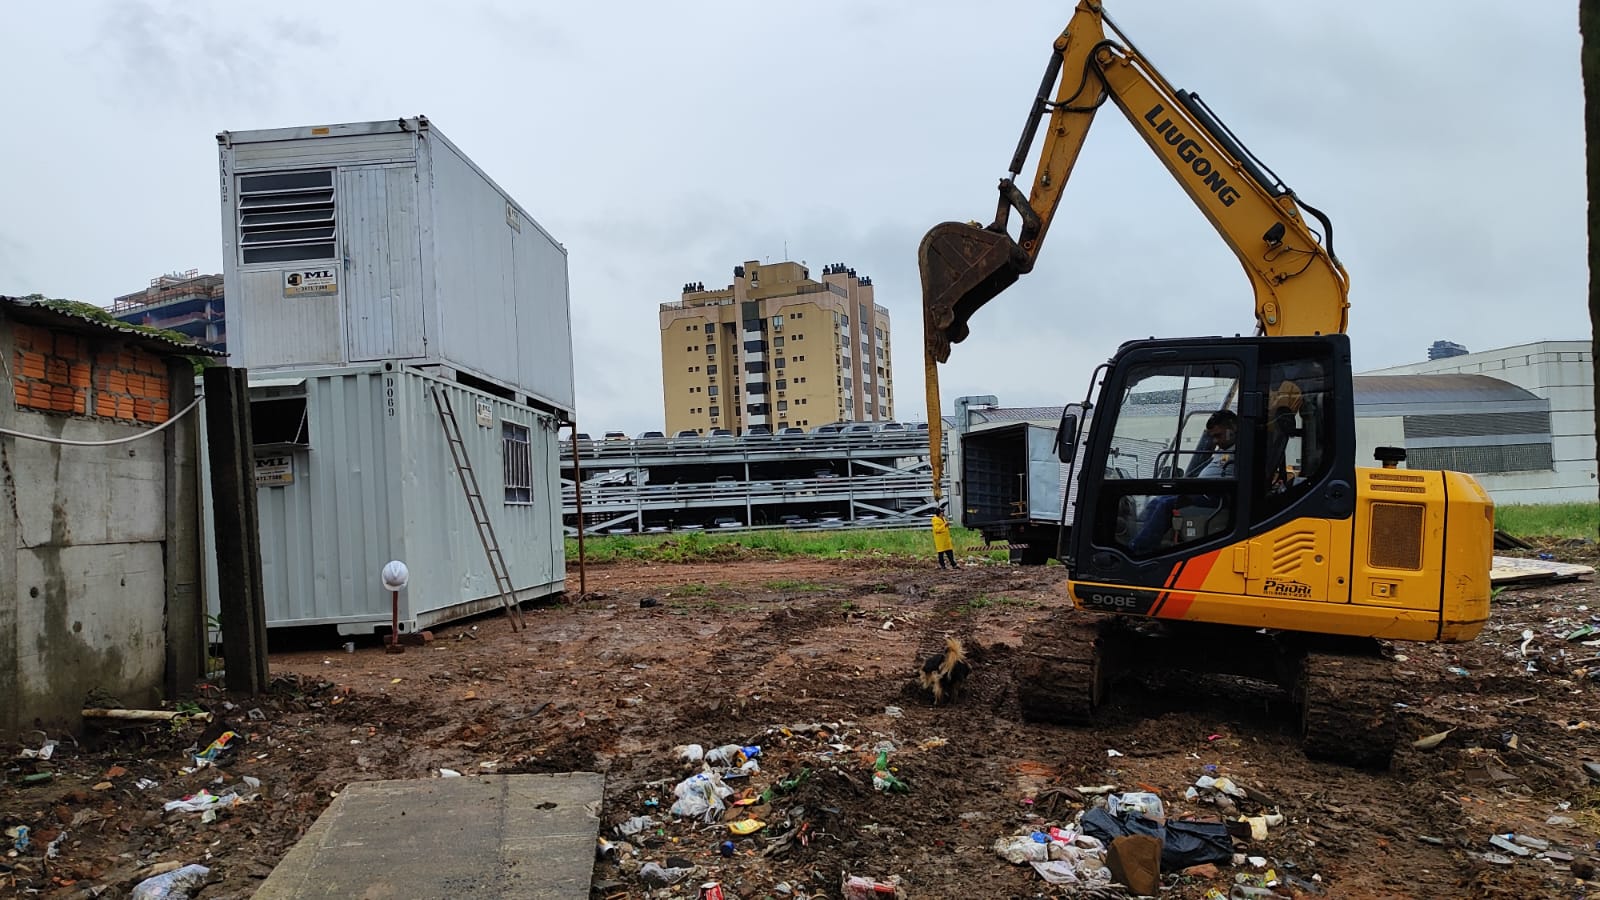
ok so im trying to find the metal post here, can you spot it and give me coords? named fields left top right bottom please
left=203, top=366, right=270, bottom=696
left=386, top=589, right=404, bottom=654
left=569, top=425, right=587, bottom=595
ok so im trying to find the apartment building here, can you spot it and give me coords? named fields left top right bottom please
left=110, top=270, right=227, bottom=353
left=660, top=260, right=894, bottom=434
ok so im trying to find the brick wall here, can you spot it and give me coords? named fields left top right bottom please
left=12, top=322, right=170, bottom=424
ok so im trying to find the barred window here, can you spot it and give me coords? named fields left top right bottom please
left=238, top=170, right=336, bottom=264
left=503, top=422, right=533, bottom=505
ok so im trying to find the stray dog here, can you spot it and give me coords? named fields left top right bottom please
left=918, top=637, right=971, bottom=705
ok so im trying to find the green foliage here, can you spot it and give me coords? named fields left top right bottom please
left=566, top=527, right=1009, bottom=564
left=1495, top=503, right=1600, bottom=540
left=20, top=294, right=216, bottom=374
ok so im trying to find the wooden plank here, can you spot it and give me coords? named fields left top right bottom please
left=1490, top=555, right=1596, bottom=586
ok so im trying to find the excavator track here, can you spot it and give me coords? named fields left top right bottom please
left=1299, top=648, right=1401, bottom=768
left=1017, top=616, right=1108, bottom=725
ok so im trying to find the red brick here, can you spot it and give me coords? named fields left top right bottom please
left=16, top=351, right=46, bottom=381
left=45, top=357, right=70, bottom=385
left=116, top=397, right=135, bottom=419
left=67, top=363, right=90, bottom=388
left=95, top=397, right=118, bottom=418
left=53, top=334, right=86, bottom=359
left=12, top=324, right=45, bottom=353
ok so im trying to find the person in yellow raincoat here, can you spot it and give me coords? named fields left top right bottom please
left=931, top=505, right=957, bottom=569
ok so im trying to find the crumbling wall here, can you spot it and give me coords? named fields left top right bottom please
left=1, top=317, right=176, bottom=740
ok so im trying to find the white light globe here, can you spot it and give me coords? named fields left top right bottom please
left=381, top=560, right=410, bottom=590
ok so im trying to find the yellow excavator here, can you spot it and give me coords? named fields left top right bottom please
left=920, top=1, right=1493, bottom=766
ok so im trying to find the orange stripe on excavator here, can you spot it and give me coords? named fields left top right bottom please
left=1155, top=549, right=1223, bottom=619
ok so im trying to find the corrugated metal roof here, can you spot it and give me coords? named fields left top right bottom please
left=1351, top=374, right=1538, bottom=406
left=1, top=295, right=224, bottom=357
left=969, top=406, right=1066, bottom=424
left=955, top=373, right=1538, bottom=423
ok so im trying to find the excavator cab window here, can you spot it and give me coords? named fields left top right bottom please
left=1091, top=360, right=1244, bottom=557
left=1254, top=346, right=1337, bottom=521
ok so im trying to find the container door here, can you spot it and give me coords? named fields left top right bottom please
left=341, top=165, right=426, bottom=361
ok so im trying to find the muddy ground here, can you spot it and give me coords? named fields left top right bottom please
left=3, top=547, right=1599, bottom=899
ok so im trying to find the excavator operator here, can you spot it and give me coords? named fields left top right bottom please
left=1129, top=410, right=1237, bottom=554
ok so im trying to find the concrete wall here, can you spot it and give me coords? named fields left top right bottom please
left=0, top=313, right=201, bottom=740
left=1362, top=342, right=1596, bottom=504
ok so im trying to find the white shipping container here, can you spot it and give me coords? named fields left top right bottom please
left=217, top=116, right=574, bottom=416
left=201, top=365, right=566, bottom=633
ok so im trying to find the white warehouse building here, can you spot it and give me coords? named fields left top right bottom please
left=1359, top=341, right=1594, bottom=505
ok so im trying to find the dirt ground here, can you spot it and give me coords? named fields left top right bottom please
left=4, top=548, right=1599, bottom=899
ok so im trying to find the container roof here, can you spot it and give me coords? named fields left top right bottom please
left=2, top=295, right=224, bottom=357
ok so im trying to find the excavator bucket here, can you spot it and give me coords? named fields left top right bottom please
left=919, top=221, right=1033, bottom=363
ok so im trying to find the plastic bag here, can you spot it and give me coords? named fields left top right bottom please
left=669, top=771, right=732, bottom=821
left=1081, top=806, right=1233, bottom=870
left=1107, top=791, right=1166, bottom=822
left=130, top=864, right=210, bottom=900
left=163, top=790, right=241, bottom=814
left=993, top=835, right=1049, bottom=864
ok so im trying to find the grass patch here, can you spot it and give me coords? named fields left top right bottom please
left=567, top=527, right=1008, bottom=564
left=958, top=594, right=1040, bottom=614
left=674, top=583, right=709, bottom=596
left=765, top=579, right=827, bottom=592
left=1496, top=503, right=1600, bottom=541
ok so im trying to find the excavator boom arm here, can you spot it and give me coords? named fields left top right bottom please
left=920, top=0, right=1351, bottom=367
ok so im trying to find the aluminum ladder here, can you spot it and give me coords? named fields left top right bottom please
left=430, top=386, right=526, bottom=632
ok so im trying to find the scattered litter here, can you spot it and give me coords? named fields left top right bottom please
left=163, top=789, right=245, bottom=815
left=637, top=862, right=694, bottom=887
left=246, top=708, right=266, bottom=721
left=1520, top=628, right=1536, bottom=656
left=191, top=731, right=240, bottom=769
left=1082, top=806, right=1233, bottom=869
left=1412, top=729, right=1454, bottom=750
left=842, top=874, right=903, bottom=899
left=871, top=750, right=909, bottom=793
left=129, top=864, right=211, bottom=900
left=670, top=771, right=733, bottom=821
left=6, top=825, right=28, bottom=852
left=884, top=706, right=903, bottom=718
left=45, top=831, right=66, bottom=859
left=136, top=778, right=160, bottom=790
left=728, top=819, right=765, bottom=835
left=18, top=739, right=57, bottom=760
left=675, top=744, right=705, bottom=763
left=1447, top=666, right=1471, bottom=677
left=1487, top=834, right=1531, bottom=857
left=615, top=816, right=657, bottom=837
left=1106, top=748, right=1124, bottom=757
left=438, top=768, right=462, bottom=778
left=1546, top=815, right=1578, bottom=827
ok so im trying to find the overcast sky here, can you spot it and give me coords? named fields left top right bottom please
left=0, top=1, right=1587, bottom=433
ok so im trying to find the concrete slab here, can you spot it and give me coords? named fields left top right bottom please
left=254, top=773, right=603, bottom=900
